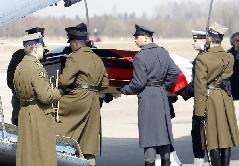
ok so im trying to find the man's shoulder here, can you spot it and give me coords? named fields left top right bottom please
left=196, top=51, right=209, bottom=60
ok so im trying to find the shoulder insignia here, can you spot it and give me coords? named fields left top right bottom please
left=35, top=61, right=43, bottom=67
left=39, top=71, right=46, bottom=78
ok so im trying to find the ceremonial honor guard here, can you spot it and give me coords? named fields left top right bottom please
left=194, top=22, right=239, bottom=166
left=120, top=24, right=180, bottom=166
left=7, top=27, right=45, bottom=125
left=179, top=30, right=206, bottom=166
left=14, top=32, right=61, bottom=166
left=55, top=23, right=109, bottom=166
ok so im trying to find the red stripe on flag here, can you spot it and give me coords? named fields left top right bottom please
left=169, top=70, right=188, bottom=93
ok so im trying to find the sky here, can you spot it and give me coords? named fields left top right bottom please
left=33, top=0, right=180, bottom=18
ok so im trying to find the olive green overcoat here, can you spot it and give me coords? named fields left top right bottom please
left=55, top=46, right=109, bottom=155
left=194, top=46, right=239, bottom=149
left=14, top=55, right=61, bottom=166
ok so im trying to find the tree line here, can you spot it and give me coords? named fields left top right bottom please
left=0, top=0, right=238, bottom=38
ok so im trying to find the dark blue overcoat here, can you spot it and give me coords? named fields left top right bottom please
left=228, top=47, right=239, bottom=100
left=121, top=43, right=179, bottom=148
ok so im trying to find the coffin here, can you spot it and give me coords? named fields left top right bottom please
left=42, top=47, right=192, bottom=94
left=0, top=123, right=89, bottom=166
left=42, top=47, right=137, bottom=94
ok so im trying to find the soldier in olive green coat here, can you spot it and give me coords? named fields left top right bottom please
left=55, top=23, right=109, bottom=166
left=194, top=23, right=239, bottom=166
left=14, top=32, right=61, bottom=166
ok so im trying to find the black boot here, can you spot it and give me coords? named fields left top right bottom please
left=221, top=148, right=231, bottom=166
left=210, top=149, right=221, bottom=166
left=145, top=161, right=155, bottom=166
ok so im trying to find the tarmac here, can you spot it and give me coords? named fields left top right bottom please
left=0, top=45, right=239, bottom=166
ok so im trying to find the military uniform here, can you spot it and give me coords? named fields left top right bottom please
left=194, top=46, right=239, bottom=149
left=14, top=56, right=61, bottom=166
left=7, top=27, right=46, bottom=126
left=121, top=24, right=179, bottom=166
left=194, top=23, right=239, bottom=166
left=179, top=30, right=206, bottom=163
left=55, top=23, right=109, bottom=159
left=14, top=33, right=61, bottom=166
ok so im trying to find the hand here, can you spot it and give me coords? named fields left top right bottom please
left=116, top=87, right=121, bottom=92
left=59, top=89, right=65, bottom=96
left=103, top=93, right=114, bottom=103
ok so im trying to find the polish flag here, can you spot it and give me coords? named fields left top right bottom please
left=168, top=54, right=193, bottom=93
left=105, top=49, right=193, bottom=93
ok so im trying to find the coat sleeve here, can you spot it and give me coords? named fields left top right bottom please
left=32, top=68, right=61, bottom=104
left=164, top=56, right=180, bottom=90
left=59, top=55, right=79, bottom=87
left=194, top=56, right=208, bottom=116
left=121, top=55, right=147, bottom=95
left=99, top=67, right=109, bottom=89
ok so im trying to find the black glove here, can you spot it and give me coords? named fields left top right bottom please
left=168, top=96, right=178, bottom=103
left=59, top=89, right=65, bottom=96
left=103, top=93, right=114, bottom=103
left=116, top=88, right=121, bottom=92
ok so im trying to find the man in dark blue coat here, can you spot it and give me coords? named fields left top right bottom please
left=228, top=32, right=239, bottom=100
left=120, top=24, right=180, bottom=166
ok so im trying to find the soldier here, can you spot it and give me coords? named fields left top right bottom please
left=228, top=32, right=239, bottom=100
left=179, top=30, right=206, bottom=166
left=14, top=32, right=61, bottom=166
left=194, top=22, right=239, bottom=166
left=55, top=23, right=109, bottom=166
left=120, top=24, right=180, bottom=166
left=7, top=27, right=45, bottom=125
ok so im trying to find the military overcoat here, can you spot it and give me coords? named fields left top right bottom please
left=121, top=43, right=179, bottom=148
left=55, top=46, right=109, bottom=155
left=194, top=46, right=239, bottom=149
left=14, top=55, right=61, bottom=166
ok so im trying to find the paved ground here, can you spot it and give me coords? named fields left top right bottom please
left=0, top=43, right=239, bottom=166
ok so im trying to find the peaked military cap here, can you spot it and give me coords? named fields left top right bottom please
left=65, top=23, right=89, bottom=42
left=25, top=27, right=45, bottom=36
left=133, top=24, right=154, bottom=37
left=192, top=30, right=206, bottom=40
left=208, top=22, right=228, bottom=40
left=23, top=32, right=44, bottom=47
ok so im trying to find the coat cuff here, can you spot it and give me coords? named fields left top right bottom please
left=194, top=99, right=206, bottom=116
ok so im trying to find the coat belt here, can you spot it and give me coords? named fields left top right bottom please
left=207, top=79, right=231, bottom=96
left=20, top=98, right=36, bottom=106
left=69, top=83, right=100, bottom=92
left=146, top=80, right=164, bottom=87
left=207, top=82, right=221, bottom=89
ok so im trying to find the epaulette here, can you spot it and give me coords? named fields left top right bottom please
left=35, top=61, right=43, bottom=67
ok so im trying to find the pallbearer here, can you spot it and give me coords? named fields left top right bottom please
left=14, top=32, right=61, bottom=166
left=179, top=30, right=206, bottom=166
left=55, top=23, right=109, bottom=166
left=120, top=24, right=180, bottom=166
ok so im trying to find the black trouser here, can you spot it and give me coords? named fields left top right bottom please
left=191, top=115, right=205, bottom=158
left=210, top=148, right=231, bottom=166
left=144, top=144, right=170, bottom=166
